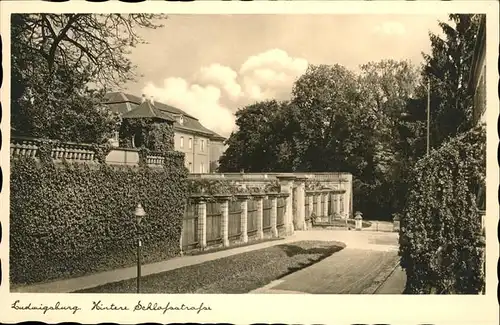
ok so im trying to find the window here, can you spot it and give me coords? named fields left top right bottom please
left=201, top=139, right=205, bottom=152
left=188, top=162, right=192, bottom=173
left=179, top=115, right=184, bottom=125
left=188, top=138, right=192, bottom=149
left=200, top=162, right=204, bottom=173
left=180, top=136, right=184, bottom=148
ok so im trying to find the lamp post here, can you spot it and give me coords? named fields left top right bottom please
left=134, top=203, right=146, bottom=294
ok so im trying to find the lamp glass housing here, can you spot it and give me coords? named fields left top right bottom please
left=135, top=203, right=146, bottom=224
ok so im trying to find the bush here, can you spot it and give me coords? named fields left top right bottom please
left=399, top=124, right=485, bottom=294
left=10, top=154, right=189, bottom=285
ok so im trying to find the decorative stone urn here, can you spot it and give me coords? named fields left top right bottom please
left=354, top=211, right=363, bottom=231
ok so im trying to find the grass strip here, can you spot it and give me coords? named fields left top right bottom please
left=76, top=240, right=345, bottom=294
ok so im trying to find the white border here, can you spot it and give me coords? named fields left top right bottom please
left=1, top=1, right=498, bottom=324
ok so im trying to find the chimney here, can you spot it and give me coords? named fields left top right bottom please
left=141, top=94, right=146, bottom=103
left=150, top=96, right=155, bottom=105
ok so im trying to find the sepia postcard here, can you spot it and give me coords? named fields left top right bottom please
left=0, top=0, right=498, bottom=324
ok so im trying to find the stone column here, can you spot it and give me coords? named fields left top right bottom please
left=236, top=193, right=249, bottom=243
left=277, top=175, right=297, bottom=236
left=294, top=177, right=307, bottom=230
left=268, top=192, right=279, bottom=238
left=194, top=195, right=207, bottom=250
left=315, top=192, right=322, bottom=217
left=277, top=192, right=289, bottom=233
left=323, top=190, right=329, bottom=218
left=343, top=173, right=353, bottom=218
left=307, top=192, right=314, bottom=219
left=254, top=194, right=265, bottom=240
left=340, top=191, right=345, bottom=216
left=335, top=192, right=341, bottom=215
left=330, top=192, right=337, bottom=215
left=215, top=194, right=231, bottom=247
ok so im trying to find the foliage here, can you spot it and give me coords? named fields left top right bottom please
left=305, top=181, right=323, bottom=191
left=11, top=13, right=167, bottom=89
left=422, top=14, right=483, bottom=148
left=219, top=61, right=420, bottom=220
left=218, top=100, right=284, bottom=172
left=11, top=13, right=166, bottom=143
left=185, top=179, right=277, bottom=197
left=10, top=156, right=188, bottom=285
left=92, top=143, right=113, bottom=163
left=399, top=124, right=485, bottom=294
left=264, top=180, right=281, bottom=193
left=186, top=179, right=240, bottom=196
left=11, top=63, right=120, bottom=143
left=119, top=118, right=175, bottom=153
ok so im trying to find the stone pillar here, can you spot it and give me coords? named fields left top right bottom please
left=268, top=192, right=279, bottom=238
left=340, top=191, right=345, bottom=216
left=335, top=192, right=341, bottom=215
left=195, top=196, right=207, bottom=250
left=294, top=177, right=307, bottom=230
left=315, top=192, right=322, bottom=217
left=277, top=175, right=297, bottom=236
left=331, top=192, right=337, bottom=215
left=254, top=194, right=265, bottom=240
left=323, top=190, right=329, bottom=218
left=308, top=192, right=314, bottom=219
left=342, top=173, right=353, bottom=218
left=215, top=194, right=231, bottom=247
left=236, top=193, right=249, bottom=243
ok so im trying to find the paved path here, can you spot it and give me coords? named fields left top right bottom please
left=251, top=230, right=402, bottom=294
left=13, top=229, right=405, bottom=294
left=374, top=266, right=407, bottom=294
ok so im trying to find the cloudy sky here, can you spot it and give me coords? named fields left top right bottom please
left=122, top=14, right=449, bottom=137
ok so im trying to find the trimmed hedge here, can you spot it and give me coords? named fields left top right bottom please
left=399, top=124, right=485, bottom=294
left=10, top=154, right=189, bottom=285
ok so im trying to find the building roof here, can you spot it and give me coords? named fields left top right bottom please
left=468, top=14, right=486, bottom=92
left=121, top=99, right=174, bottom=122
left=104, top=91, right=226, bottom=141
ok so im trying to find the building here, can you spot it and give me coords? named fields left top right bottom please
left=104, top=92, right=226, bottom=173
left=468, top=14, right=486, bottom=124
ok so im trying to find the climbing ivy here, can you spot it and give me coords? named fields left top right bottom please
left=10, top=153, right=188, bottom=285
left=119, top=118, right=174, bottom=153
left=399, top=124, right=485, bottom=294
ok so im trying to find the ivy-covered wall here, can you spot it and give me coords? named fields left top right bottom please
left=399, top=124, right=486, bottom=294
left=119, top=118, right=175, bottom=153
left=10, top=152, right=188, bottom=285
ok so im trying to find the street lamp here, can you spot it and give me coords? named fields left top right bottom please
left=134, top=203, right=146, bottom=293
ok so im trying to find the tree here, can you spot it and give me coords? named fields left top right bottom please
left=11, top=13, right=166, bottom=143
left=289, top=64, right=370, bottom=172
left=219, top=100, right=283, bottom=172
left=422, top=14, right=482, bottom=148
left=355, top=60, right=422, bottom=217
left=219, top=61, right=422, bottom=220
left=12, top=13, right=166, bottom=88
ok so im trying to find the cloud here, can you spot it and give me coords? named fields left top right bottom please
left=373, top=21, right=406, bottom=36
left=143, top=78, right=236, bottom=137
left=196, top=63, right=242, bottom=100
left=239, top=49, right=308, bottom=100
left=142, top=49, right=308, bottom=137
